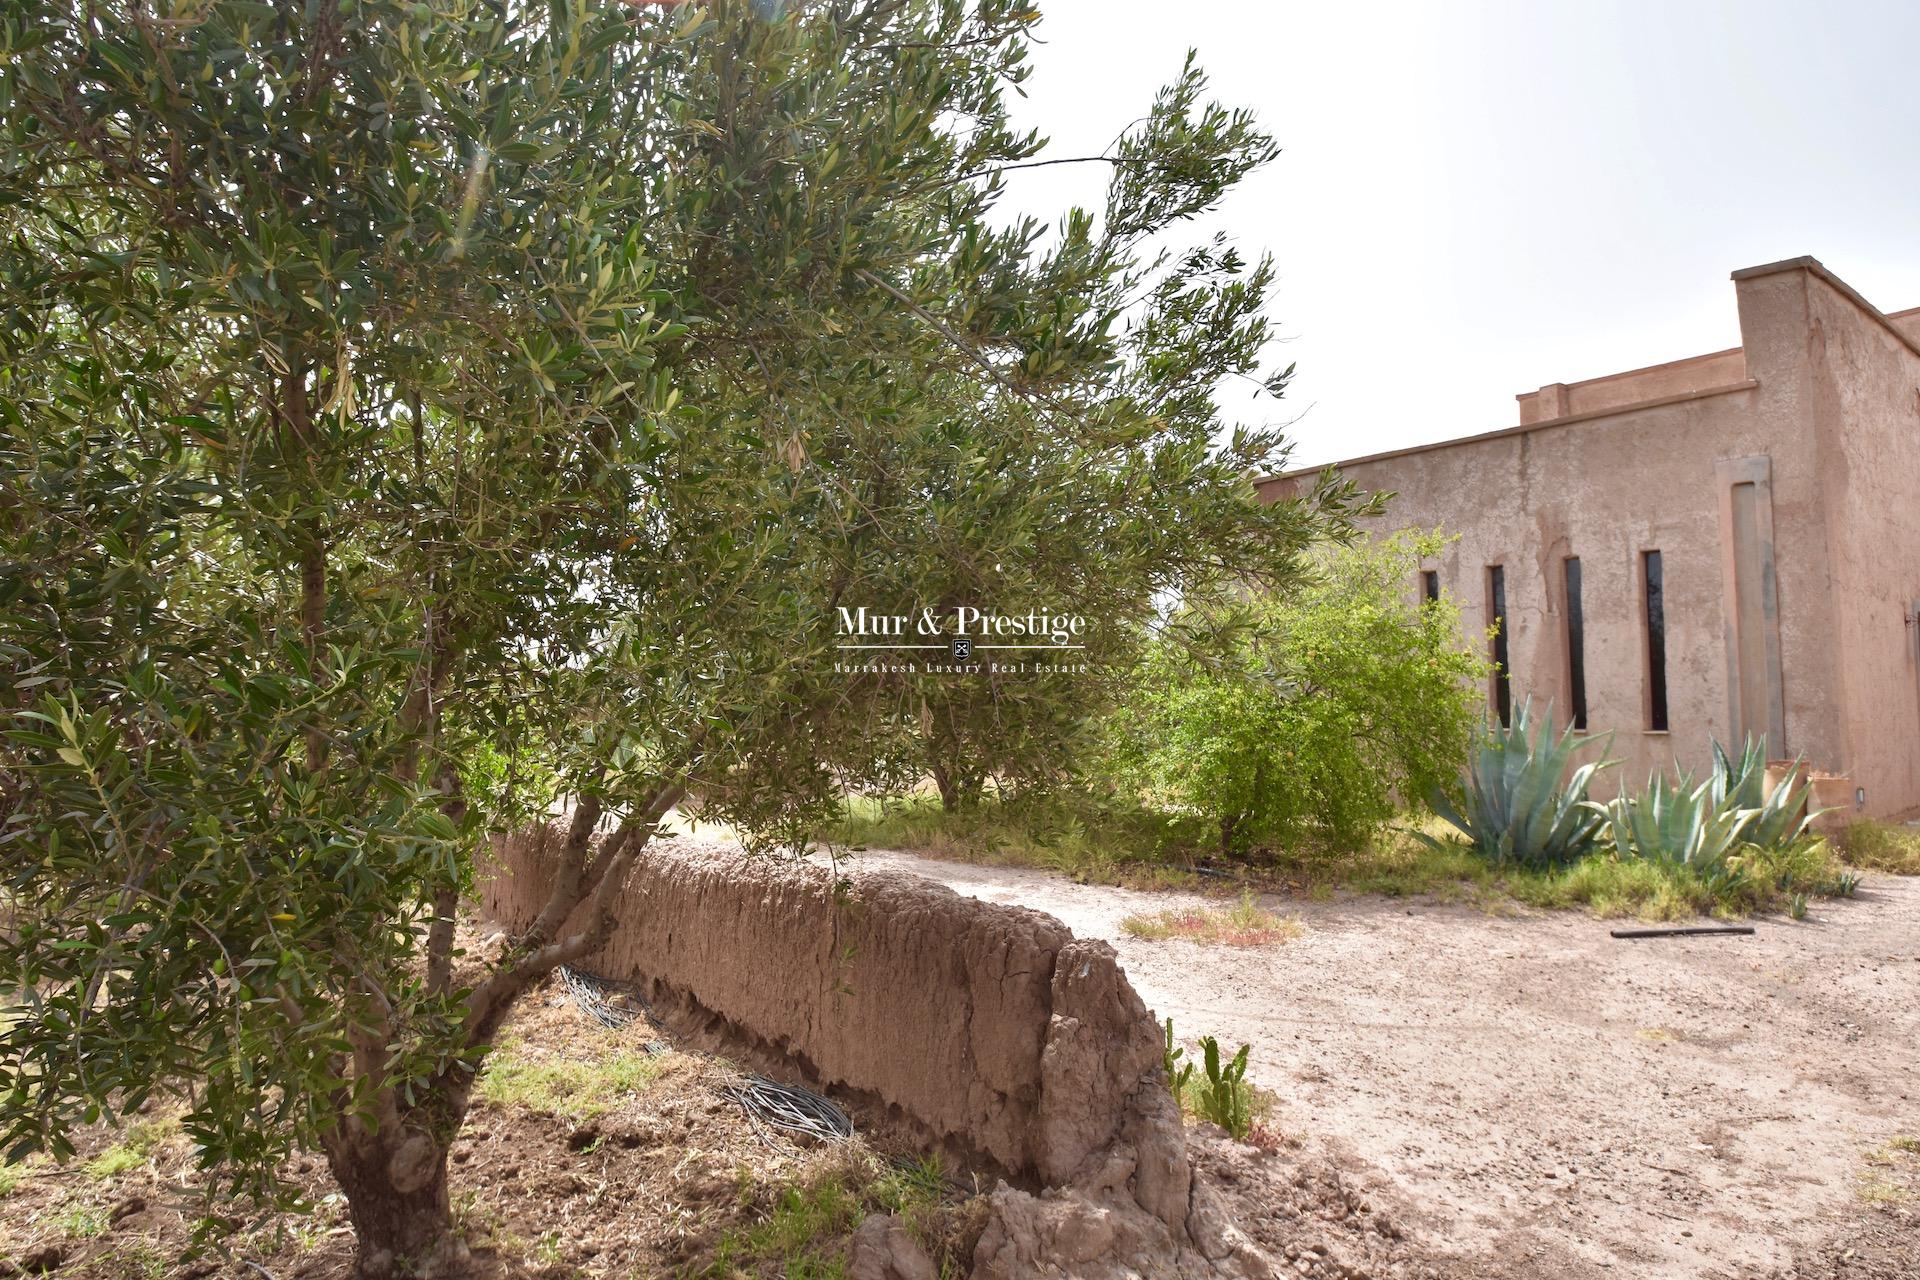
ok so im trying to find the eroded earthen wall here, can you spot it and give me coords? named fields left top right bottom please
left=481, top=827, right=1160, bottom=1185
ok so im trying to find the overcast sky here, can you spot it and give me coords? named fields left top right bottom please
left=997, top=0, right=1920, bottom=469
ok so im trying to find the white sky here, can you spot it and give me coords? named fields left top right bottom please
left=999, top=0, right=1920, bottom=469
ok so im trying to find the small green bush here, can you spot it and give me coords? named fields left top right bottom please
left=1110, top=531, right=1486, bottom=856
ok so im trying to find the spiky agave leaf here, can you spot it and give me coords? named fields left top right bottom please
left=1709, top=735, right=1769, bottom=811
left=1601, top=769, right=1757, bottom=868
left=1739, top=750, right=1826, bottom=849
left=1423, top=700, right=1613, bottom=866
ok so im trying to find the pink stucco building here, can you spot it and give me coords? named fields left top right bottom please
left=1258, top=257, right=1920, bottom=817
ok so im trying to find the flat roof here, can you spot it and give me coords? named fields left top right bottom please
left=1255, top=256, right=1917, bottom=487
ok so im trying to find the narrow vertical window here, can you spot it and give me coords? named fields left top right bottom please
left=1643, top=550, right=1669, bottom=731
left=1564, top=557, right=1587, bottom=730
left=1487, top=565, right=1511, bottom=727
left=1421, top=570, right=1440, bottom=603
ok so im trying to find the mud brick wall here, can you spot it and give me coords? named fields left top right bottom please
left=480, top=827, right=1165, bottom=1186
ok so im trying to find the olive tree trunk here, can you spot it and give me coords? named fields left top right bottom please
left=314, top=784, right=687, bottom=1274
left=325, top=1126, right=457, bottom=1279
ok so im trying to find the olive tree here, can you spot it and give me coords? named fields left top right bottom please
left=0, top=0, right=1354, bottom=1272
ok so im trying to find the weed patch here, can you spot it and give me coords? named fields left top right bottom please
left=697, top=1150, right=964, bottom=1280
left=83, top=1115, right=177, bottom=1180
left=1857, top=1135, right=1920, bottom=1208
left=477, top=1039, right=664, bottom=1120
left=60, top=1203, right=109, bottom=1238
left=1122, top=892, right=1301, bottom=946
left=1840, top=820, right=1920, bottom=875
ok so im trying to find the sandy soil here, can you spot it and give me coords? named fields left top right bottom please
left=849, top=849, right=1920, bottom=1280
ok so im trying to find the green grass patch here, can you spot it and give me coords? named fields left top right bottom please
left=60, top=1203, right=109, bottom=1238
left=83, top=1115, right=177, bottom=1181
left=1858, top=1170, right=1913, bottom=1206
left=1839, top=820, right=1920, bottom=875
left=1121, top=892, right=1302, bottom=946
left=477, top=1041, right=664, bottom=1120
left=1501, top=839, right=1860, bottom=920
left=696, top=1152, right=954, bottom=1280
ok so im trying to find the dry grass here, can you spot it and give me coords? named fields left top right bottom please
left=825, top=795, right=1871, bottom=922
left=1840, top=820, right=1920, bottom=875
left=1121, top=892, right=1302, bottom=946
left=1858, top=1134, right=1920, bottom=1208
left=820, top=793, right=1200, bottom=889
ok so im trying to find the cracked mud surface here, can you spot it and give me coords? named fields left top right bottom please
left=850, top=849, right=1920, bottom=1279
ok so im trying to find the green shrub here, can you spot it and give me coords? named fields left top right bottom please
left=1424, top=701, right=1613, bottom=867
left=1110, top=531, right=1486, bottom=855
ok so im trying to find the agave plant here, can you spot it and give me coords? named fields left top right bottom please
left=1423, top=701, right=1614, bottom=867
left=1708, top=736, right=1821, bottom=849
left=1594, top=771, right=1754, bottom=868
left=1709, top=737, right=1768, bottom=809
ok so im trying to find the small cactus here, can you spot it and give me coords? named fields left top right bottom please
left=1195, top=1036, right=1252, bottom=1139
left=1163, top=1018, right=1194, bottom=1096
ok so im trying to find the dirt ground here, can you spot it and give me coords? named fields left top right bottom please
left=0, top=981, right=986, bottom=1280
left=4, top=859, right=1913, bottom=1279
left=0, top=949, right=1446, bottom=1280
left=849, top=848, right=1920, bottom=1280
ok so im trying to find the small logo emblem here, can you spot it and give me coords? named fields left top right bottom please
left=950, top=636, right=973, bottom=660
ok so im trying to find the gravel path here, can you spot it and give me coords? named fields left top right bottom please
left=850, top=849, right=1920, bottom=1279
